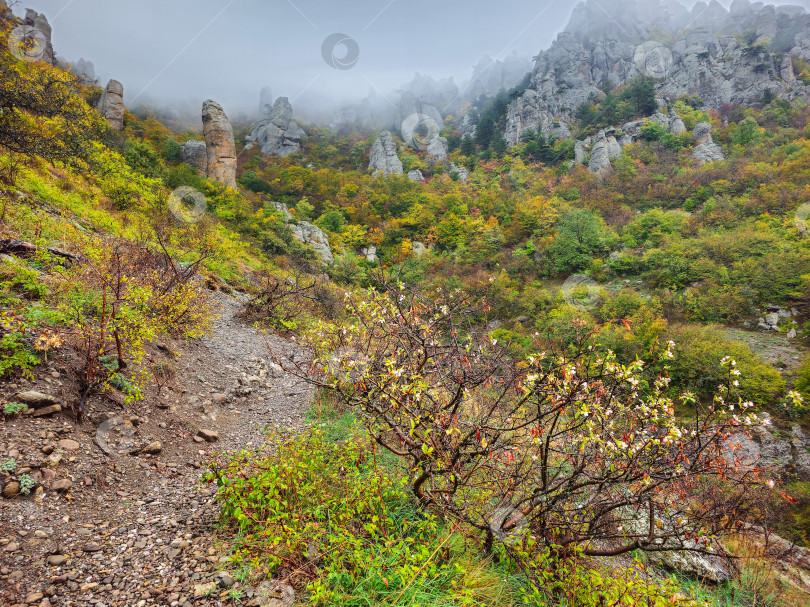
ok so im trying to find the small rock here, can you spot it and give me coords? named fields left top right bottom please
left=196, top=429, right=219, bottom=443
left=82, top=542, right=102, bottom=552
left=58, top=439, right=80, bottom=451
left=51, top=479, right=72, bottom=493
left=24, top=593, right=44, bottom=604
left=193, top=581, right=217, bottom=598
left=250, top=581, right=295, bottom=607
left=218, top=573, right=235, bottom=589
left=34, top=530, right=48, bottom=539
left=139, top=441, right=162, bottom=455
left=32, top=405, right=61, bottom=418
left=3, top=481, right=21, bottom=499
left=48, top=555, right=67, bottom=566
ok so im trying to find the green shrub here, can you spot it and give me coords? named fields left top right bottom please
left=2, top=402, right=27, bottom=415
left=209, top=428, right=517, bottom=606
left=666, top=325, right=785, bottom=408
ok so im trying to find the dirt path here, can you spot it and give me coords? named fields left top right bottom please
left=0, top=291, right=312, bottom=607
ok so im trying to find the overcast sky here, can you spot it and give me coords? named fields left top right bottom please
left=14, top=0, right=576, bottom=116
left=15, top=0, right=810, bottom=120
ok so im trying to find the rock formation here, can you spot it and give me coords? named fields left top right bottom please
left=425, top=135, right=449, bottom=164
left=97, top=80, right=125, bottom=131
left=574, top=110, right=689, bottom=170
left=258, top=86, right=273, bottom=116
left=369, top=131, right=403, bottom=176
left=588, top=131, right=613, bottom=176
left=727, top=414, right=810, bottom=480
left=460, top=114, right=477, bottom=139
left=504, top=0, right=810, bottom=146
left=605, top=128, right=622, bottom=159
left=464, top=53, right=533, bottom=100
left=181, top=141, right=207, bottom=174
left=245, top=97, right=306, bottom=157
left=202, top=100, right=237, bottom=188
left=691, top=121, right=725, bottom=164
left=68, top=58, right=95, bottom=85
left=669, top=111, right=687, bottom=135
left=22, top=9, right=55, bottom=65
left=408, top=170, right=425, bottom=182
left=291, top=222, right=334, bottom=264
left=399, top=92, right=444, bottom=148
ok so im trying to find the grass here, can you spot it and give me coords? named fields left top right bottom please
left=674, top=535, right=809, bottom=607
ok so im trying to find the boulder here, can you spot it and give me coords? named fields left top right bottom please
left=693, top=121, right=714, bottom=145
left=449, top=163, right=470, bottom=183
left=290, top=222, right=334, bottom=264
left=97, top=80, right=125, bottom=131
left=407, top=170, right=425, bottom=182
left=692, top=121, right=725, bottom=164
left=693, top=142, right=725, bottom=163
left=181, top=140, right=207, bottom=174
left=360, top=245, right=378, bottom=263
left=369, top=131, right=403, bottom=176
left=202, top=100, right=237, bottom=188
left=245, top=97, right=306, bottom=157
left=669, top=113, right=687, bottom=135
left=412, top=241, right=429, bottom=257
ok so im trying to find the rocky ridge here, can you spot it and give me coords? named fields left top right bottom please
left=505, top=0, right=810, bottom=146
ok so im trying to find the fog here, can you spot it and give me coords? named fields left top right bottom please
left=15, top=0, right=810, bottom=124
left=14, top=0, right=574, bottom=119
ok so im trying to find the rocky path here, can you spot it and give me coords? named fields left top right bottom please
left=0, top=291, right=311, bottom=606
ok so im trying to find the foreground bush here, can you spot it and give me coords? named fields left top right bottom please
left=281, top=282, right=774, bottom=583
left=210, top=424, right=694, bottom=606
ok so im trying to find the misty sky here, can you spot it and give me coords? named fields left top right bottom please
left=14, top=0, right=810, bottom=120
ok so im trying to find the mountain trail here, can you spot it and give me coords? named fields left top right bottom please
left=0, top=290, right=311, bottom=606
